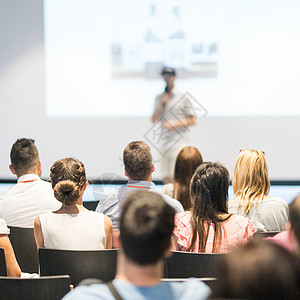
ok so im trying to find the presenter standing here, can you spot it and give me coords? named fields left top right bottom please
left=152, top=67, right=196, bottom=183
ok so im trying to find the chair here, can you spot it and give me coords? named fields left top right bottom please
left=253, top=231, right=280, bottom=240
left=0, top=248, right=7, bottom=276
left=39, top=248, right=118, bottom=286
left=165, top=251, right=225, bottom=278
left=83, top=200, right=99, bottom=211
left=0, top=275, right=71, bottom=300
left=8, top=226, right=38, bottom=273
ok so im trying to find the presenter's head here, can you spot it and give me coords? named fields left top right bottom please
left=123, top=141, right=154, bottom=181
left=9, top=138, right=41, bottom=178
left=161, top=67, right=176, bottom=91
left=50, top=157, right=87, bottom=205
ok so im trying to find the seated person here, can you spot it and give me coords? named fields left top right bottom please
left=96, top=141, right=184, bottom=229
left=213, top=240, right=300, bottom=299
left=0, top=218, right=21, bottom=277
left=163, top=146, right=203, bottom=211
left=174, top=162, right=256, bottom=253
left=0, top=138, right=60, bottom=228
left=63, top=190, right=211, bottom=300
left=228, top=149, right=289, bottom=232
left=266, top=193, right=300, bottom=254
left=34, top=158, right=112, bottom=250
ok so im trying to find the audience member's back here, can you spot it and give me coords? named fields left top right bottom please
left=0, top=138, right=60, bottom=228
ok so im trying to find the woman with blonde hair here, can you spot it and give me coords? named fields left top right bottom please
left=174, top=162, right=255, bottom=253
left=34, top=158, right=112, bottom=250
left=163, top=146, right=203, bottom=211
left=228, top=149, right=289, bottom=232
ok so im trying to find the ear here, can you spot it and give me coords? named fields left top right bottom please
left=9, top=165, right=16, bottom=175
left=37, top=160, right=42, bottom=176
left=82, top=181, right=88, bottom=192
left=151, top=164, right=155, bottom=173
left=124, top=169, right=128, bottom=177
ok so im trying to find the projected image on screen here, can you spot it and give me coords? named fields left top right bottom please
left=44, top=0, right=300, bottom=117
left=110, top=1, right=217, bottom=79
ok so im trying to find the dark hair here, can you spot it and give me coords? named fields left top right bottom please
left=10, top=138, right=39, bottom=175
left=173, top=147, right=203, bottom=210
left=189, top=162, right=231, bottom=252
left=289, top=194, right=300, bottom=248
left=213, top=240, right=300, bottom=299
left=120, top=190, right=175, bottom=265
left=50, top=158, right=86, bottom=205
left=123, top=141, right=152, bottom=180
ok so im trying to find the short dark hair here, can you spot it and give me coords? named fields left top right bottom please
left=214, top=240, right=300, bottom=299
left=289, top=194, right=300, bottom=247
left=10, top=138, right=39, bottom=175
left=123, top=141, right=152, bottom=180
left=120, top=190, right=175, bottom=265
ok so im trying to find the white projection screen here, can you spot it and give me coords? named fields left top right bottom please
left=1, top=0, right=300, bottom=181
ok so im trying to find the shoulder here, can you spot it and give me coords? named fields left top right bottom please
left=227, top=215, right=256, bottom=234
left=162, top=183, right=174, bottom=197
left=169, top=278, right=211, bottom=300
left=158, top=192, right=184, bottom=213
left=264, top=197, right=288, bottom=206
left=62, top=284, right=112, bottom=300
left=0, top=218, right=9, bottom=235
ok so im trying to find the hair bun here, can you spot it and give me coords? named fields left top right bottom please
left=54, top=180, right=80, bottom=205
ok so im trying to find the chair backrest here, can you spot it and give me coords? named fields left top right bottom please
left=8, top=226, right=39, bottom=273
left=83, top=200, right=99, bottom=211
left=0, top=275, right=71, bottom=300
left=39, top=248, right=118, bottom=286
left=0, top=248, right=7, bottom=276
left=253, top=231, right=280, bottom=240
left=165, top=251, right=225, bottom=278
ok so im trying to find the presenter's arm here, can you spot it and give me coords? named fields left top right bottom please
left=151, top=93, right=170, bottom=123
left=34, top=216, right=45, bottom=249
left=163, top=115, right=196, bottom=130
left=104, top=215, right=113, bottom=249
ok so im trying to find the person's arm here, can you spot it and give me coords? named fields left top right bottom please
left=162, top=115, right=196, bottom=130
left=152, top=93, right=170, bottom=123
left=104, top=215, right=113, bottom=249
left=0, top=234, right=21, bottom=277
left=34, top=217, right=45, bottom=249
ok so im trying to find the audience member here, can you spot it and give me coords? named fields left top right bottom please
left=228, top=149, right=289, bottom=232
left=0, top=138, right=61, bottom=228
left=174, top=162, right=255, bottom=253
left=212, top=240, right=300, bottom=299
left=63, top=190, right=210, bottom=300
left=96, top=141, right=184, bottom=229
left=267, top=193, right=300, bottom=254
left=0, top=218, right=21, bottom=277
left=163, top=146, right=203, bottom=211
left=34, top=158, right=112, bottom=250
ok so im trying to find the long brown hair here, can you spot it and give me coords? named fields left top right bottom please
left=173, top=147, right=203, bottom=210
left=189, top=162, right=231, bottom=253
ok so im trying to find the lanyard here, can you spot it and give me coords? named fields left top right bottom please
left=127, top=185, right=149, bottom=189
left=18, top=179, right=39, bottom=183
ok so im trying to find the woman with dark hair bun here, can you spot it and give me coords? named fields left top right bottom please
left=34, top=158, right=112, bottom=250
left=173, top=162, right=256, bottom=253
left=163, top=146, right=203, bottom=211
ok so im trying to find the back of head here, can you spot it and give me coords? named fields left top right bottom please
left=10, top=138, right=39, bottom=176
left=50, top=158, right=86, bottom=205
left=123, top=141, right=152, bottom=180
left=120, top=190, right=175, bottom=265
left=214, top=240, right=300, bottom=299
left=289, top=194, right=300, bottom=250
left=189, top=162, right=230, bottom=252
left=173, top=146, right=203, bottom=210
left=233, top=149, right=270, bottom=213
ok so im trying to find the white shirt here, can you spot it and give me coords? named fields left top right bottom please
left=0, top=174, right=61, bottom=228
left=39, top=211, right=106, bottom=250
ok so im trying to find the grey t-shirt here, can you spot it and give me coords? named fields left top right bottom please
left=228, top=196, right=289, bottom=232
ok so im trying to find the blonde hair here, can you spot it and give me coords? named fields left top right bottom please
left=232, top=149, right=270, bottom=213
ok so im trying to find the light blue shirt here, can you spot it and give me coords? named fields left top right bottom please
left=95, top=180, right=184, bottom=228
left=63, top=278, right=210, bottom=300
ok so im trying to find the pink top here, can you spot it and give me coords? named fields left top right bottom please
left=174, top=211, right=256, bottom=253
left=265, top=231, right=294, bottom=253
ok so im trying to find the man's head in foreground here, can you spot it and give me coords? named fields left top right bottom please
left=9, top=138, right=41, bottom=178
left=120, top=190, right=175, bottom=265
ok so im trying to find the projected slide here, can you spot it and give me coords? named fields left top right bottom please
left=45, top=0, right=300, bottom=117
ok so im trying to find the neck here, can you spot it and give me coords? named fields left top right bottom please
left=115, top=251, right=162, bottom=286
left=166, top=84, right=174, bottom=93
left=17, top=170, right=40, bottom=179
left=56, top=198, right=87, bottom=214
left=128, top=174, right=152, bottom=182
